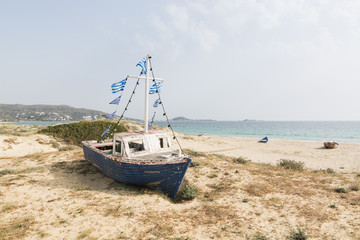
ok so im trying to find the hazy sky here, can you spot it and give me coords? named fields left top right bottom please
left=1, top=0, right=360, bottom=121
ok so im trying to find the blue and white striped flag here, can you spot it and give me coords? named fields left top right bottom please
left=102, top=111, right=116, bottom=120
left=109, top=95, right=121, bottom=105
left=148, top=112, right=156, bottom=130
left=149, top=81, right=163, bottom=94
left=136, top=58, right=147, bottom=75
left=101, top=124, right=112, bottom=137
left=153, top=98, right=160, bottom=108
left=111, top=78, right=127, bottom=94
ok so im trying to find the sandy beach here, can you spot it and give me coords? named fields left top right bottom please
left=1, top=125, right=360, bottom=239
left=176, top=134, right=360, bottom=173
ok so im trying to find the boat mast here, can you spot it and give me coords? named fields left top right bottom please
left=144, top=55, right=150, bottom=133
left=126, top=55, right=164, bottom=133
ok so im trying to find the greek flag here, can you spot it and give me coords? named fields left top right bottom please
left=153, top=98, right=160, bottom=108
left=109, top=95, right=121, bottom=105
left=101, top=124, right=112, bottom=137
left=111, top=78, right=127, bottom=94
left=148, top=112, right=156, bottom=130
left=136, top=58, right=147, bottom=75
left=102, top=111, right=116, bottom=120
left=149, top=81, right=163, bottom=94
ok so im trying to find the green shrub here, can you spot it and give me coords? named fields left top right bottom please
left=190, top=161, right=200, bottom=167
left=278, top=159, right=305, bottom=171
left=326, top=168, right=336, bottom=174
left=334, top=187, right=347, bottom=193
left=175, top=183, right=198, bottom=202
left=253, top=233, right=270, bottom=240
left=59, top=145, right=76, bottom=151
left=288, top=227, right=310, bottom=240
left=39, top=120, right=126, bottom=146
left=0, top=169, right=16, bottom=176
left=350, top=185, right=359, bottom=191
left=51, top=140, right=60, bottom=149
left=233, top=156, right=250, bottom=164
left=185, top=150, right=206, bottom=157
left=329, top=204, right=336, bottom=208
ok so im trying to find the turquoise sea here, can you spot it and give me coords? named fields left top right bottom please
left=7, top=120, right=360, bottom=143
left=154, top=121, right=360, bottom=143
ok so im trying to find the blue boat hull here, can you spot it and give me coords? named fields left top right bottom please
left=82, top=144, right=191, bottom=199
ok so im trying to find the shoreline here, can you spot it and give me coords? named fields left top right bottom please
left=2, top=121, right=360, bottom=143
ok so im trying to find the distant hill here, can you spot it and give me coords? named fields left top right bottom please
left=172, top=117, right=191, bottom=121
left=0, top=104, right=106, bottom=122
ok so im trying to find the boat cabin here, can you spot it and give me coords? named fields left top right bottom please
left=110, top=131, right=172, bottom=159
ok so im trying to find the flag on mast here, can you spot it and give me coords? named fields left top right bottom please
left=112, top=78, right=127, bottom=93
left=109, top=95, right=122, bottom=105
left=102, top=111, right=116, bottom=120
left=149, top=81, right=163, bottom=94
left=136, top=58, right=147, bottom=75
left=101, top=124, right=112, bottom=137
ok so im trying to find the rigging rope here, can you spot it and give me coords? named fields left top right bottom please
left=148, top=57, right=184, bottom=153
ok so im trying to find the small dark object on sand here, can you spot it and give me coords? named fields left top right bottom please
left=324, top=142, right=339, bottom=149
left=258, top=136, right=268, bottom=143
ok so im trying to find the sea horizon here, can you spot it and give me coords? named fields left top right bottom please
left=4, top=120, right=360, bottom=144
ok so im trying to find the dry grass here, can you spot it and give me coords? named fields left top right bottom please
left=244, top=182, right=274, bottom=197
left=0, top=141, right=359, bottom=239
left=1, top=203, right=19, bottom=213
left=0, top=123, right=44, bottom=136
left=3, top=137, right=19, bottom=145
left=0, top=216, right=35, bottom=240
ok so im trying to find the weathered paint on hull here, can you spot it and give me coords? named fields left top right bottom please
left=82, top=144, right=191, bottom=199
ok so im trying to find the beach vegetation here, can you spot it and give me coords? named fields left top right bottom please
left=278, top=159, right=305, bottom=171
left=50, top=140, right=60, bottom=148
left=2, top=203, right=18, bottom=213
left=36, top=137, right=48, bottom=144
left=204, top=178, right=234, bottom=201
left=0, top=169, right=16, bottom=176
left=207, top=173, right=218, bottom=178
left=3, top=137, right=19, bottom=144
left=189, top=161, right=200, bottom=167
left=39, top=120, right=126, bottom=146
left=184, top=149, right=206, bottom=157
left=287, top=226, right=310, bottom=240
left=174, top=182, right=198, bottom=202
left=244, top=182, right=273, bottom=197
left=233, top=156, right=251, bottom=164
left=329, top=204, right=336, bottom=208
left=350, top=185, right=359, bottom=191
left=104, top=204, right=123, bottom=217
left=0, top=123, right=44, bottom=136
left=334, top=187, right=347, bottom=193
left=0, top=216, right=35, bottom=239
left=326, top=168, right=336, bottom=174
left=253, top=232, right=270, bottom=239
left=77, top=229, right=94, bottom=239
left=59, top=145, right=76, bottom=151
left=18, top=166, right=45, bottom=174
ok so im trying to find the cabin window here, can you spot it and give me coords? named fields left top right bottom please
left=115, top=140, right=122, bottom=153
left=96, top=145, right=113, bottom=154
left=158, top=137, right=169, bottom=148
left=128, top=139, right=145, bottom=153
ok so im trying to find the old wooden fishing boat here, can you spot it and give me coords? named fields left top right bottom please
left=82, top=55, right=191, bottom=199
